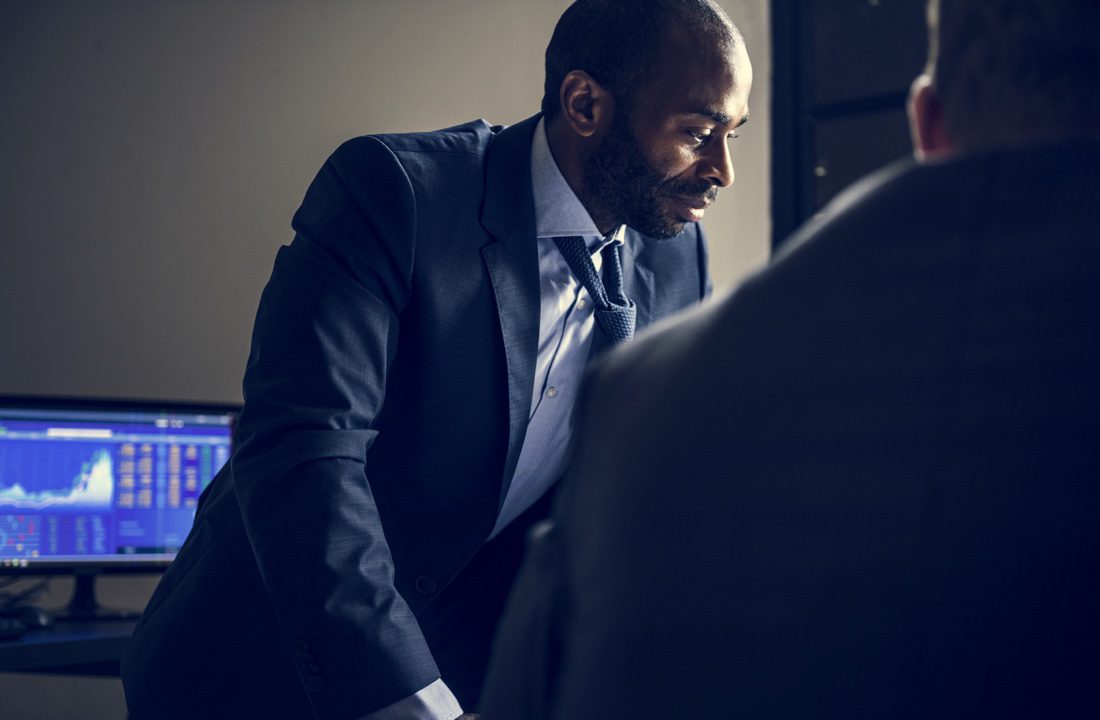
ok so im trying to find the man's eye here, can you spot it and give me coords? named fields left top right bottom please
left=687, top=129, right=711, bottom=145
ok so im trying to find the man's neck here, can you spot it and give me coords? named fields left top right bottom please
left=544, top=116, right=617, bottom=235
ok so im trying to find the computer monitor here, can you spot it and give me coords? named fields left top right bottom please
left=0, top=395, right=237, bottom=619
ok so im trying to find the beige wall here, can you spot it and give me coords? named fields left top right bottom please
left=0, top=0, right=769, bottom=405
left=0, top=1, right=769, bottom=716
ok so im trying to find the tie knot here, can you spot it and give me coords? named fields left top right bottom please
left=553, top=235, right=636, bottom=344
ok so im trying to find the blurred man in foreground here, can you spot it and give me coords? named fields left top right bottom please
left=481, top=1, right=1100, bottom=717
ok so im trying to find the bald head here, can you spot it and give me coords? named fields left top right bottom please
left=542, top=0, right=741, bottom=121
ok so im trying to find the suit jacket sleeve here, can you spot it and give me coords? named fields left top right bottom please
left=229, top=136, right=439, bottom=718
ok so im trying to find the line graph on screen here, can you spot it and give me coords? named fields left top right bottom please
left=0, top=445, right=115, bottom=510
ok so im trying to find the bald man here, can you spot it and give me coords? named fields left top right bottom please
left=122, top=2, right=751, bottom=718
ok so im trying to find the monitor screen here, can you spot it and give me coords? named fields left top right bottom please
left=0, top=397, right=236, bottom=571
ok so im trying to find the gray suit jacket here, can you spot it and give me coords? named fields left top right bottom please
left=121, top=115, right=710, bottom=719
left=481, top=140, right=1100, bottom=719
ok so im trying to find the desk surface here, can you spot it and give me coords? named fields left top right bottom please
left=0, top=619, right=135, bottom=676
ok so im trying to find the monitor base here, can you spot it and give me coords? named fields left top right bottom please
left=52, top=573, right=142, bottom=622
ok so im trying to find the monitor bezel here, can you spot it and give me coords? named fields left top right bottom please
left=0, top=393, right=238, bottom=576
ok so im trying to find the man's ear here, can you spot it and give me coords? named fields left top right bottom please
left=908, top=73, right=953, bottom=160
left=558, top=70, right=615, bottom=138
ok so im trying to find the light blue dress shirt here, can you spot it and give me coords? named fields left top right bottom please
left=363, top=118, right=621, bottom=720
left=491, top=118, right=623, bottom=538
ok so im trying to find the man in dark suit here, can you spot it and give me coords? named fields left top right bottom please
left=480, top=1, right=1100, bottom=718
left=120, top=1, right=751, bottom=718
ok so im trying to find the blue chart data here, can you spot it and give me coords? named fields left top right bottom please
left=0, top=444, right=115, bottom=511
left=0, top=406, right=233, bottom=564
left=0, top=515, right=40, bottom=559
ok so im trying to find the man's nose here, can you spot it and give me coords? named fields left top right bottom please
left=700, top=139, right=734, bottom=188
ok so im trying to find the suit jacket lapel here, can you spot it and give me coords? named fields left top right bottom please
left=480, top=114, right=542, bottom=508
left=619, top=230, right=657, bottom=330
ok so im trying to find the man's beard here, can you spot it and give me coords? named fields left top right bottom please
left=583, top=112, right=717, bottom=239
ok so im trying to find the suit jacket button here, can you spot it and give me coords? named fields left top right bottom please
left=304, top=675, right=324, bottom=693
left=414, top=576, right=437, bottom=595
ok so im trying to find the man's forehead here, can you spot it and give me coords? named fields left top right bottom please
left=655, top=23, right=736, bottom=68
left=642, top=38, right=751, bottom=119
left=651, top=24, right=749, bottom=84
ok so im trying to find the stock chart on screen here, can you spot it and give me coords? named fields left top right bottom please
left=0, top=402, right=233, bottom=567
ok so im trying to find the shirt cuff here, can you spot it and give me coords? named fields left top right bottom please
left=357, top=679, right=464, bottom=720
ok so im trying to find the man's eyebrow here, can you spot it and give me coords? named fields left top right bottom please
left=687, top=108, right=750, bottom=127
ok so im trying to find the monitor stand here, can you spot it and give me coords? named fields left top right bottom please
left=53, top=573, right=143, bottom=622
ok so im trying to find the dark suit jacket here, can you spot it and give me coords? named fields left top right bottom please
left=120, top=115, right=710, bottom=719
left=480, top=140, right=1100, bottom=719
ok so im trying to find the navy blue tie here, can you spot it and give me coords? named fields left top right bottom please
left=554, top=234, right=636, bottom=344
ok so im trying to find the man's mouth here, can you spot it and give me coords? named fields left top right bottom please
left=670, top=193, right=714, bottom=222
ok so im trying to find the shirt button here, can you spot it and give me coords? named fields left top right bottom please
left=546, top=387, right=558, bottom=398
left=576, top=299, right=586, bottom=310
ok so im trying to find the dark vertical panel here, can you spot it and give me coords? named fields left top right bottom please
left=772, top=0, right=927, bottom=250
left=812, top=108, right=913, bottom=206
left=770, top=0, right=811, bottom=246
left=811, top=0, right=928, bottom=107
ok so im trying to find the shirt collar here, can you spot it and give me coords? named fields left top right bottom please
left=531, top=117, right=624, bottom=250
